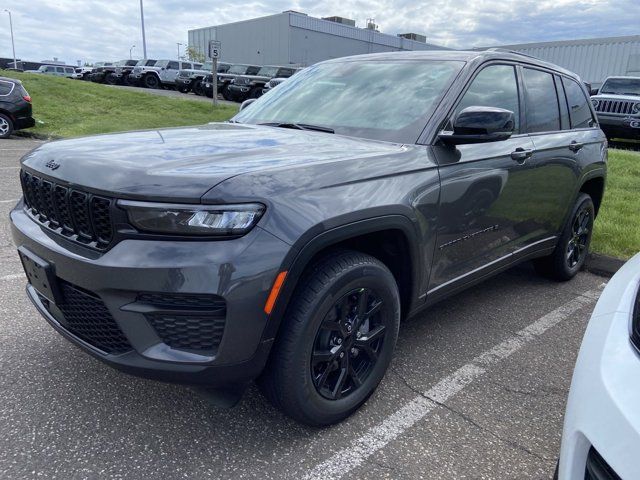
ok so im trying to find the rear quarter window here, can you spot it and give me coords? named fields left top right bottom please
left=562, top=77, right=594, bottom=129
left=0, top=81, right=14, bottom=96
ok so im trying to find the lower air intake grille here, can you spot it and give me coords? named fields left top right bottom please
left=136, top=293, right=226, bottom=353
left=585, top=447, right=621, bottom=480
left=56, top=281, right=132, bottom=355
left=147, top=313, right=225, bottom=351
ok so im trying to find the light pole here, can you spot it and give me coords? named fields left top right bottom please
left=4, top=10, right=16, bottom=70
left=176, top=42, right=183, bottom=59
left=139, top=0, right=147, bottom=59
left=129, top=44, right=136, bottom=59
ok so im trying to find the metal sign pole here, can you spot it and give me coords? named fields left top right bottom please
left=212, top=58, right=218, bottom=107
left=208, top=39, right=221, bottom=108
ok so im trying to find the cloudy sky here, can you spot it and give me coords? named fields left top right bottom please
left=0, top=0, right=638, bottom=65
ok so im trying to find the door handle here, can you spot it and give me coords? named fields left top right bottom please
left=510, top=148, right=534, bottom=163
left=569, top=141, right=584, bottom=153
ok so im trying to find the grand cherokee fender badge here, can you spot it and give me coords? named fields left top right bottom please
left=45, top=160, right=60, bottom=170
left=439, top=224, right=500, bottom=250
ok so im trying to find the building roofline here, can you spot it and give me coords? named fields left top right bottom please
left=484, top=34, right=640, bottom=50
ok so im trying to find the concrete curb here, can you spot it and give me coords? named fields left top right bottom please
left=14, top=131, right=61, bottom=141
left=584, top=253, right=626, bottom=277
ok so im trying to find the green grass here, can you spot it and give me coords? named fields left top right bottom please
left=1, top=70, right=237, bottom=138
left=591, top=149, right=640, bottom=259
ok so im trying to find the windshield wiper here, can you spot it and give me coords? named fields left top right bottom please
left=258, top=122, right=334, bottom=134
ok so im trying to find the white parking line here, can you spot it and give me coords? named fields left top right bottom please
left=0, top=273, right=25, bottom=282
left=304, top=287, right=603, bottom=480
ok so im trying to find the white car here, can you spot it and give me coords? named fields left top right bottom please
left=558, top=252, right=640, bottom=479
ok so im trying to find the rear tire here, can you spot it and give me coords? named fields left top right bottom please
left=259, top=250, right=400, bottom=426
left=0, top=113, right=13, bottom=138
left=533, top=193, right=594, bottom=281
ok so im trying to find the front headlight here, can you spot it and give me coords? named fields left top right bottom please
left=591, top=99, right=599, bottom=109
left=118, top=200, right=265, bottom=236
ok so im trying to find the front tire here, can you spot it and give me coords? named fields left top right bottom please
left=0, top=113, right=13, bottom=138
left=144, top=74, right=159, bottom=89
left=260, top=251, right=400, bottom=426
left=534, top=193, right=594, bottom=281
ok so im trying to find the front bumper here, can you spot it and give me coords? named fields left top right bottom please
left=559, top=254, right=640, bottom=479
left=597, top=114, right=640, bottom=138
left=228, top=84, right=251, bottom=100
left=10, top=202, right=291, bottom=386
left=175, top=78, right=193, bottom=88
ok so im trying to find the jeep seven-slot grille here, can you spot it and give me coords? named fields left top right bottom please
left=595, top=99, right=638, bottom=115
left=20, top=170, right=114, bottom=249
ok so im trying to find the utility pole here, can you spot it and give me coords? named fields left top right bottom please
left=130, top=45, right=136, bottom=59
left=177, top=42, right=183, bottom=59
left=4, top=10, right=17, bottom=70
left=139, top=0, right=147, bottom=59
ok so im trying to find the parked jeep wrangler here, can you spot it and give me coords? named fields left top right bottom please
left=175, top=62, right=231, bottom=95
left=591, top=76, right=640, bottom=140
left=107, top=59, right=140, bottom=85
left=207, top=64, right=261, bottom=99
left=129, top=59, right=201, bottom=89
left=11, top=50, right=606, bottom=426
left=88, top=62, right=114, bottom=83
left=228, top=65, right=297, bottom=101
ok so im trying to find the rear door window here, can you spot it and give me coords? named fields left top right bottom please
left=562, top=77, right=594, bottom=129
left=522, top=68, right=560, bottom=133
left=167, top=61, right=179, bottom=70
left=455, top=64, right=520, bottom=133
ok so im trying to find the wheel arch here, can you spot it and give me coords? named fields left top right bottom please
left=579, top=175, right=605, bottom=217
left=262, top=215, right=423, bottom=342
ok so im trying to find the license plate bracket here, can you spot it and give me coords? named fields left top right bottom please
left=18, top=246, right=62, bottom=304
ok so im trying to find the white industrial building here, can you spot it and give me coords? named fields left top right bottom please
left=493, top=35, right=640, bottom=88
left=188, top=11, right=447, bottom=66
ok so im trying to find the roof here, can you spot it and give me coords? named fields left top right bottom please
left=487, top=34, right=640, bottom=50
left=319, top=50, right=579, bottom=77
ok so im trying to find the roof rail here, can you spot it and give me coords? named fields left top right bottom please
left=484, top=47, right=540, bottom=60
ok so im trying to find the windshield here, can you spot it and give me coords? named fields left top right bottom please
left=600, top=78, right=640, bottom=96
left=256, top=66, right=279, bottom=77
left=234, top=59, right=464, bottom=143
left=228, top=64, right=251, bottom=74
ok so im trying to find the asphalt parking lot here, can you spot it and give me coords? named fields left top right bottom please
left=0, top=138, right=607, bottom=479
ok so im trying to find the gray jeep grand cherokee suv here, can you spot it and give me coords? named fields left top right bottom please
left=11, top=50, right=606, bottom=426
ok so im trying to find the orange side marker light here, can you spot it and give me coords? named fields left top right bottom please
left=264, top=271, right=287, bottom=315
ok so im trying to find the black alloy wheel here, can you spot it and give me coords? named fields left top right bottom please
left=311, top=287, right=386, bottom=400
left=259, top=250, right=400, bottom=426
left=533, top=193, right=594, bottom=281
left=567, top=207, right=590, bottom=269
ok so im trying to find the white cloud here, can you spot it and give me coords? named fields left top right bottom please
left=0, top=0, right=638, bottom=65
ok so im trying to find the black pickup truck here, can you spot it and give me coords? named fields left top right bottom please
left=11, top=50, right=606, bottom=426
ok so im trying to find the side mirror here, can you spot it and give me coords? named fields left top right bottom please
left=590, top=88, right=599, bottom=96
left=440, top=106, right=515, bottom=145
left=239, top=98, right=257, bottom=111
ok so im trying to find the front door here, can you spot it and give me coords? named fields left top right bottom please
left=429, top=63, right=537, bottom=293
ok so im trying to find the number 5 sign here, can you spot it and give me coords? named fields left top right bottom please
left=209, top=40, right=221, bottom=59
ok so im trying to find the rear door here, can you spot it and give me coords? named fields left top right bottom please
left=519, top=67, right=584, bottom=242
left=430, top=63, right=536, bottom=292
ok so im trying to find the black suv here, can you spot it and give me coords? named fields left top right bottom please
left=11, top=51, right=606, bottom=426
left=0, top=76, right=34, bottom=138
left=227, top=65, right=296, bottom=101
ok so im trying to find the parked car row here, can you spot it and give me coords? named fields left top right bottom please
left=71, top=57, right=302, bottom=102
